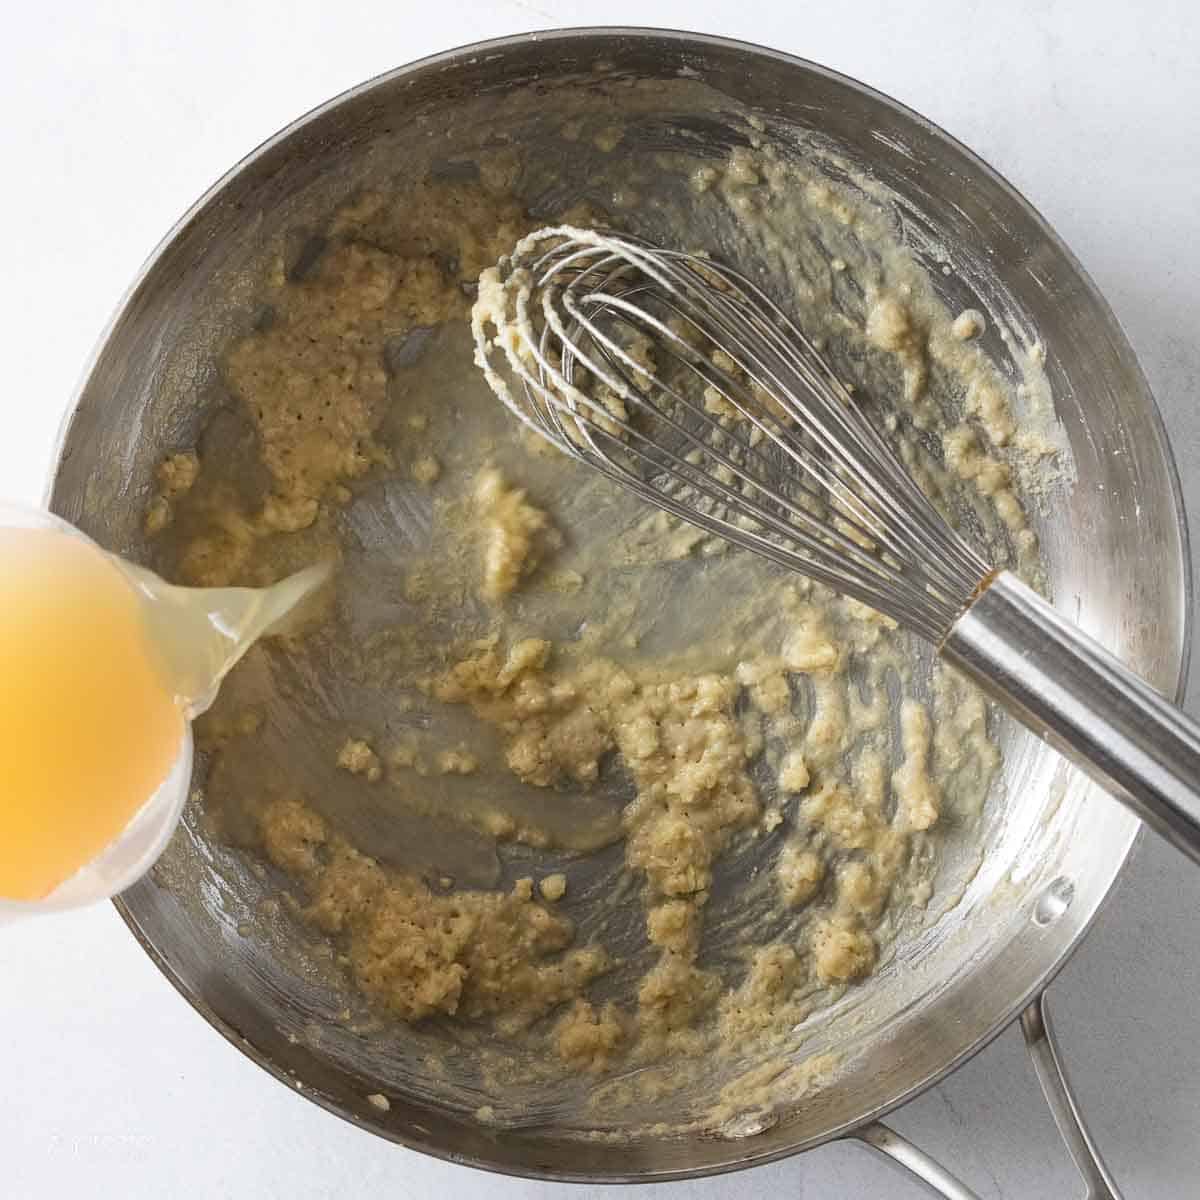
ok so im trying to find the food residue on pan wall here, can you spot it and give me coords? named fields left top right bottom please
left=146, top=107, right=1061, bottom=1132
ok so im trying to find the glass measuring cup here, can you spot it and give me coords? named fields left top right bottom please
left=0, top=503, right=330, bottom=918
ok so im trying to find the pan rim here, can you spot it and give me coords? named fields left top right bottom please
left=49, top=25, right=1192, bottom=1184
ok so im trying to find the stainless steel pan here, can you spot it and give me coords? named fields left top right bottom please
left=47, top=29, right=1190, bottom=1198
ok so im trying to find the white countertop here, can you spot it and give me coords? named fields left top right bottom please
left=3, top=2, right=1198, bottom=1196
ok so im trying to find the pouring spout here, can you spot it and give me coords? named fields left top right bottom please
left=117, top=559, right=333, bottom=716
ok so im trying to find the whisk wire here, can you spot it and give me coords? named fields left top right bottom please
left=474, top=227, right=992, bottom=641
left=628, top=251, right=975, bottom=592
left=560, top=292, right=931, bottom=600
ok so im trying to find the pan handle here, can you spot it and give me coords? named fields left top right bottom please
left=1019, top=992, right=1121, bottom=1199
left=850, top=992, right=1121, bottom=1199
left=853, top=1121, right=979, bottom=1199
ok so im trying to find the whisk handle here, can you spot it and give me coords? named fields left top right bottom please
left=942, top=570, right=1200, bottom=865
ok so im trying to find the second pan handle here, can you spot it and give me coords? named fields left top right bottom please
left=854, top=993, right=1121, bottom=1199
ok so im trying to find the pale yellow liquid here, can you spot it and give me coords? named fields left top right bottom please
left=0, top=527, right=184, bottom=901
left=0, top=523, right=328, bottom=903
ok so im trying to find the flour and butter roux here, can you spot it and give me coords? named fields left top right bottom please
left=148, top=123, right=1053, bottom=1125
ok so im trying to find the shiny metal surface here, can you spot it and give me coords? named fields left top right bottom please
left=856, top=1119, right=980, bottom=1199
left=1020, top=994, right=1121, bottom=1200
left=946, top=571, right=1200, bottom=864
left=483, top=228, right=1200, bottom=867
left=475, top=227, right=990, bottom=642
left=46, top=28, right=1190, bottom=1186
left=859, top=992, right=1124, bottom=1200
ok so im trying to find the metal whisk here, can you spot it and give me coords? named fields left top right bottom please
left=473, top=225, right=1200, bottom=865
